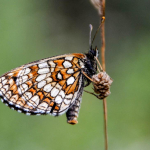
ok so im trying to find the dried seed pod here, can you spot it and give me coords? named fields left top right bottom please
left=92, top=72, right=113, bottom=99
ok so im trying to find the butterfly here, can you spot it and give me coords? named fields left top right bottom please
left=0, top=47, right=99, bottom=125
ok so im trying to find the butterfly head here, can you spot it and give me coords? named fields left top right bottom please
left=88, top=46, right=99, bottom=58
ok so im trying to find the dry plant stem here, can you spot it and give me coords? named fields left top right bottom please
left=103, top=97, right=107, bottom=150
left=90, top=0, right=108, bottom=149
left=99, top=0, right=108, bottom=150
left=101, top=18, right=106, bottom=70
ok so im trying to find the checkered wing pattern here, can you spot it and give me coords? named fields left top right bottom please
left=0, top=54, right=86, bottom=116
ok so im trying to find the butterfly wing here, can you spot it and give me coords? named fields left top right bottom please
left=0, top=54, right=86, bottom=116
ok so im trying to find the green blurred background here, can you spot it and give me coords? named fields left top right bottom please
left=0, top=1, right=150, bottom=150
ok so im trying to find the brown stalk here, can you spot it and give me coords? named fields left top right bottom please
left=90, top=0, right=108, bottom=149
left=99, top=1, right=108, bottom=150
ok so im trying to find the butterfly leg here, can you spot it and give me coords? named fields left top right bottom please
left=84, top=89, right=103, bottom=100
left=82, top=71, right=96, bottom=84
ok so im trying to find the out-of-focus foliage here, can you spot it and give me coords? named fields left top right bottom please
left=0, top=1, right=150, bottom=150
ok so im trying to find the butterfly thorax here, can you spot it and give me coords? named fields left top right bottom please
left=83, top=47, right=98, bottom=86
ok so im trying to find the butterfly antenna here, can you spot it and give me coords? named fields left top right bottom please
left=89, top=24, right=93, bottom=48
left=91, top=16, right=105, bottom=45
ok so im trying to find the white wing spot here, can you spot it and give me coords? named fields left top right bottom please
left=22, top=84, right=28, bottom=91
left=22, top=75, right=28, bottom=83
left=36, top=74, right=46, bottom=82
left=38, top=62, right=49, bottom=68
left=55, top=83, right=62, bottom=90
left=2, top=79, right=7, bottom=85
left=63, top=61, right=72, bottom=68
left=64, top=99, right=70, bottom=105
left=79, top=60, right=84, bottom=68
left=38, top=80, right=46, bottom=88
left=38, top=102, right=48, bottom=110
left=59, top=90, right=65, bottom=98
left=46, top=73, right=51, bottom=77
left=30, top=95, right=40, bottom=106
left=9, top=79, right=14, bottom=86
left=1, top=77, right=5, bottom=81
left=26, top=113, right=31, bottom=115
left=45, top=77, right=52, bottom=83
left=55, top=96, right=63, bottom=104
left=57, top=72, right=62, bottom=80
left=65, top=94, right=73, bottom=99
left=51, top=87, right=59, bottom=97
left=25, top=92, right=32, bottom=99
left=38, top=68, right=50, bottom=74
left=5, top=91, right=12, bottom=99
left=59, top=102, right=69, bottom=113
left=8, top=73, right=14, bottom=76
left=47, top=107, right=52, bottom=111
left=24, top=68, right=31, bottom=75
left=24, top=108, right=29, bottom=112
left=67, top=76, right=75, bottom=85
left=3, top=85, right=9, bottom=91
left=49, top=61, right=56, bottom=68
left=18, top=69, right=25, bottom=76
left=67, top=69, right=74, bottom=74
left=15, top=104, right=21, bottom=108
left=18, top=87, right=22, bottom=95
left=1, top=88, right=6, bottom=94
left=43, top=83, right=53, bottom=92
left=50, top=68, right=54, bottom=72
left=65, top=56, right=73, bottom=61
left=8, top=101, right=13, bottom=105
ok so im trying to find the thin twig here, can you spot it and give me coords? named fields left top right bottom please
left=90, top=0, right=108, bottom=149
left=103, top=97, right=108, bottom=150
left=99, top=0, right=108, bottom=150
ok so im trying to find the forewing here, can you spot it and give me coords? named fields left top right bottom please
left=0, top=54, right=86, bottom=116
